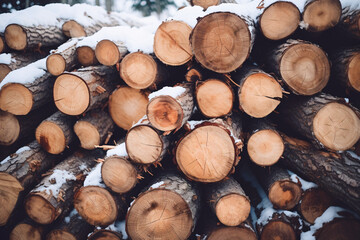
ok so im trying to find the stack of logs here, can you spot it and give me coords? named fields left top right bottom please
left=1, top=0, right=360, bottom=239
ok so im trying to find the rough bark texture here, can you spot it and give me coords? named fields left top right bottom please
left=88, top=229, right=123, bottom=240
left=339, top=3, right=360, bottom=39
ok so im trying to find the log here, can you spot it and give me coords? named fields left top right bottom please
left=206, top=225, right=257, bottom=240
left=205, top=177, right=251, bottom=226
left=53, top=66, right=118, bottom=116
left=195, top=77, right=234, bottom=118
left=88, top=229, right=122, bottom=240
left=9, top=219, right=45, bottom=240
left=76, top=45, right=98, bottom=67
left=188, top=0, right=237, bottom=10
left=259, top=1, right=300, bottom=40
left=232, top=65, right=282, bottom=118
left=35, top=111, right=76, bottom=155
left=279, top=93, right=360, bottom=151
left=185, top=66, right=205, bottom=82
left=147, top=83, right=194, bottom=131
left=24, top=150, right=102, bottom=225
left=62, top=19, right=118, bottom=38
left=265, top=39, right=330, bottom=95
left=154, top=20, right=193, bottom=66
left=119, top=51, right=169, bottom=90
left=108, top=86, right=149, bottom=130
left=74, top=109, right=115, bottom=150
left=4, top=24, right=67, bottom=51
left=339, top=2, right=360, bottom=39
left=280, top=134, right=360, bottom=215
left=95, top=39, right=127, bottom=66
left=247, top=119, right=284, bottom=167
left=0, top=34, right=7, bottom=54
left=302, top=0, right=342, bottom=32
left=126, top=173, right=200, bottom=240
left=190, top=12, right=255, bottom=73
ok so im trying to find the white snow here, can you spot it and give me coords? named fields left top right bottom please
left=347, top=151, right=360, bottom=161
left=288, top=170, right=317, bottom=191
left=51, top=38, right=79, bottom=54
left=83, top=163, right=105, bottom=188
left=340, top=0, right=360, bottom=11
left=37, top=169, right=76, bottom=196
left=149, top=181, right=165, bottom=189
left=106, top=142, right=128, bottom=157
left=187, top=120, right=205, bottom=130
left=0, top=53, right=12, bottom=64
left=64, top=208, right=78, bottom=223
left=106, top=220, right=128, bottom=239
left=0, top=146, right=31, bottom=165
left=148, top=86, right=186, bottom=100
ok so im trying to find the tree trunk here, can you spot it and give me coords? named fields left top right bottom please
left=265, top=39, right=330, bottom=95
left=190, top=12, right=255, bottom=73
left=88, top=229, right=122, bottom=240
left=76, top=45, right=98, bottom=67
left=74, top=109, right=115, bottom=150
left=126, top=173, right=200, bottom=240
left=35, top=111, right=76, bottom=155
left=53, top=66, right=118, bottom=116
left=9, top=218, right=45, bottom=240
left=147, top=83, right=194, bottom=131
left=279, top=93, right=360, bottom=151
left=339, top=2, right=360, bottom=39
left=95, top=39, right=127, bottom=66
left=24, top=150, right=102, bottom=225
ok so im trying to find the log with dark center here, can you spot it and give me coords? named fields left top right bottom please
left=95, top=40, right=127, bottom=66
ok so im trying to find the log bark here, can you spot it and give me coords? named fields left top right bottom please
left=339, top=2, right=360, bottom=39
left=95, top=40, right=127, bottom=66
left=4, top=24, right=67, bottom=51
left=279, top=93, right=360, bottom=151
left=88, top=229, right=122, bottom=240
left=126, top=173, right=200, bottom=240
left=265, top=39, right=330, bottom=95
left=188, top=0, right=237, bottom=10
left=35, top=111, right=76, bottom=155
left=62, top=18, right=119, bottom=38
left=76, top=45, right=98, bottom=67
left=24, top=150, right=102, bottom=225
left=147, top=83, right=194, bottom=131
left=9, top=218, right=45, bottom=240
left=53, top=66, right=118, bottom=116
left=74, top=109, right=115, bottom=150
left=190, top=12, right=255, bottom=73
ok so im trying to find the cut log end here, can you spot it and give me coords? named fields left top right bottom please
left=76, top=46, right=97, bottom=66
left=62, top=20, right=86, bottom=38
left=24, top=195, right=56, bottom=225
left=348, top=52, right=360, bottom=92
left=316, top=218, right=360, bottom=240
left=47, top=230, right=76, bottom=240
left=95, top=40, right=122, bottom=66
left=88, top=230, right=122, bottom=240
left=239, top=73, right=282, bottom=118
left=126, top=189, right=193, bottom=240
left=53, top=74, right=89, bottom=116
left=0, top=64, right=11, bottom=83
left=303, top=0, right=342, bottom=32
left=154, top=21, right=193, bottom=66
left=207, top=227, right=257, bottom=240
left=191, top=0, right=219, bottom=9
left=74, top=186, right=118, bottom=226
left=185, top=68, right=202, bottom=82
left=35, top=121, right=66, bottom=154
left=46, top=54, right=66, bottom=76
left=9, top=223, right=42, bottom=240
left=191, top=12, right=251, bottom=73
left=147, top=96, right=183, bottom=131
left=126, top=125, right=163, bottom=164
left=215, top=194, right=251, bottom=226
left=0, top=111, right=20, bottom=146
left=74, top=121, right=100, bottom=150
left=0, top=36, right=5, bottom=53
left=260, top=1, right=300, bottom=40
left=0, top=83, right=33, bottom=115
left=176, top=125, right=236, bottom=182
left=280, top=43, right=330, bottom=95
left=196, top=79, right=234, bottom=118
left=4, top=24, right=27, bottom=51
left=268, top=180, right=302, bottom=210
left=313, top=102, right=360, bottom=151
left=260, top=220, right=296, bottom=240
left=101, top=156, right=138, bottom=194
left=247, top=129, right=284, bottom=166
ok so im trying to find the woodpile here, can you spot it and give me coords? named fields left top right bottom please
left=1, top=1, right=360, bottom=239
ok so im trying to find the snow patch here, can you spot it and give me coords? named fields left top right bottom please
left=83, top=163, right=105, bottom=187
left=150, top=181, right=164, bottom=189
left=107, top=220, right=128, bottom=239
left=288, top=170, right=317, bottom=191
left=51, top=38, right=79, bottom=54
left=1, top=146, right=31, bottom=165
left=347, top=151, right=360, bottom=161
left=148, top=86, right=186, bottom=100
left=37, top=169, right=76, bottom=196
left=0, top=53, right=12, bottom=64
left=187, top=120, right=205, bottom=130
left=106, top=143, right=128, bottom=157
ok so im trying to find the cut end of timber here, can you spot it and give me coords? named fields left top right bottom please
left=313, top=102, right=360, bottom=151
left=4, top=24, right=27, bottom=51
left=95, top=40, right=121, bottom=66
left=191, top=0, right=219, bottom=10
left=303, top=0, right=341, bottom=32
left=191, top=12, right=251, bottom=73
left=62, top=20, right=86, bottom=38
left=215, top=193, right=251, bottom=226
left=120, top=52, right=157, bottom=89
left=10, top=223, right=42, bottom=240
left=46, top=54, right=66, bottom=76
left=207, top=226, right=257, bottom=240
left=239, top=73, right=282, bottom=118
left=0, top=64, right=11, bottom=83
left=101, top=156, right=138, bottom=194
left=0, top=173, right=23, bottom=226
left=260, top=220, right=296, bottom=240
left=348, top=52, right=360, bottom=92
left=46, top=230, right=76, bottom=240
left=154, top=20, right=193, bottom=66
left=268, top=180, right=302, bottom=210
left=176, top=125, right=236, bottom=182
left=260, top=1, right=300, bottom=40
left=316, top=218, right=360, bottom=240
left=0, top=111, right=20, bottom=146
left=147, top=96, right=183, bottom=131
left=126, top=125, right=163, bottom=164
left=74, top=186, right=118, bottom=226
left=24, top=194, right=56, bottom=225
left=280, top=43, right=330, bottom=95
left=0, top=83, right=33, bottom=115
left=88, top=230, right=122, bottom=240
left=108, top=87, right=148, bottom=130
left=196, top=79, right=234, bottom=118
left=126, top=189, right=193, bottom=240
left=185, top=68, right=202, bottom=82
left=53, top=73, right=90, bottom=116
left=35, top=121, right=66, bottom=154
left=0, top=36, right=5, bottom=53
left=74, top=120, right=100, bottom=150
left=247, top=129, right=284, bottom=166
left=76, top=46, right=97, bottom=67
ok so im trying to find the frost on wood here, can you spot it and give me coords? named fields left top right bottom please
left=36, top=169, right=76, bottom=196
left=106, top=143, right=128, bottom=158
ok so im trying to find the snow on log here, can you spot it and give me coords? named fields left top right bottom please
left=95, top=39, right=127, bottom=66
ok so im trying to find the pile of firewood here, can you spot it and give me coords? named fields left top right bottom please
left=0, top=0, right=360, bottom=239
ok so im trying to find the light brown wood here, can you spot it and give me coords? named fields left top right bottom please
left=10, top=222, right=42, bottom=240
left=0, top=83, right=33, bottom=115
left=154, top=20, right=193, bottom=66
left=185, top=67, right=203, bottom=82
left=76, top=46, right=98, bottom=67
left=4, top=24, right=27, bottom=51
left=95, top=39, right=127, bottom=66
left=46, top=39, right=78, bottom=76
left=190, top=0, right=219, bottom=9
left=0, top=110, right=20, bottom=146
left=260, top=220, right=296, bottom=240
left=47, top=54, right=66, bottom=76
left=62, top=20, right=86, bottom=38
left=0, top=64, right=11, bottom=83
left=0, top=35, right=6, bottom=53
left=207, top=226, right=257, bottom=240
left=88, top=230, right=122, bottom=240
left=268, top=181, right=302, bottom=210
left=347, top=52, right=360, bottom=92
